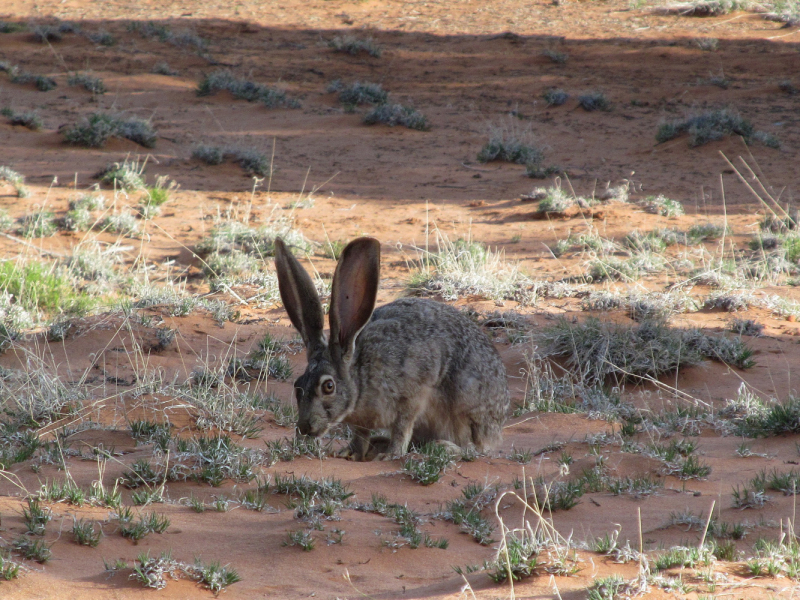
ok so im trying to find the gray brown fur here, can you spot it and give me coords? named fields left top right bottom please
left=274, top=236, right=509, bottom=460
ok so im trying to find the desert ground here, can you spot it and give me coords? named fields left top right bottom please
left=1, top=0, right=800, bottom=598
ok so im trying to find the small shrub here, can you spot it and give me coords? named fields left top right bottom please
left=578, top=91, right=611, bottom=111
left=0, top=21, right=26, bottom=33
left=19, top=210, right=57, bottom=238
left=403, top=442, right=453, bottom=485
left=87, top=30, right=115, bottom=46
left=656, top=108, right=777, bottom=148
left=694, top=37, right=719, bottom=51
left=543, top=88, right=568, bottom=106
left=642, top=194, right=684, bottom=217
left=197, top=69, right=299, bottom=108
left=192, top=144, right=224, bottom=165
left=2, top=108, right=43, bottom=130
left=0, top=165, right=31, bottom=197
left=478, top=124, right=543, bottom=166
left=328, top=35, right=381, bottom=57
left=542, top=48, right=568, bottom=64
left=67, top=72, right=106, bottom=94
left=72, top=518, right=102, bottom=547
left=151, top=62, right=178, bottom=76
left=364, top=103, right=428, bottom=130
left=334, top=80, right=388, bottom=106
left=63, top=112, right=157, bottom=148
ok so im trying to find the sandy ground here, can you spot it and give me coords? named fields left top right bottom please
left=1, top=0, right=800, bottom=598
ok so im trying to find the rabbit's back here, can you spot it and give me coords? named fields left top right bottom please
left=351, top=298, right=509, bottom=450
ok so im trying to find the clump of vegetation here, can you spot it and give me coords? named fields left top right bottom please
left=191, top=144, right=224, bottom=165
left=19, top=209, right=57, bottom=238
left=328, top=80, right=388, bottom=106
left=0, top=165, right=31, bottom=197
left=328, top=35, right=382, bottom=57
left=539, top=317, right=754, bottom=386
left=87, top=29, right=115, bottom=46
left=536, top=186, right=574, bottom=213
left=642, top=194, right=685, bottom=217
left=63, top=112, right=157, bottom=148
left=656, top=108, right=777, bottom=148
left=478, top=123, right=543, bottom=166
left=543, top=88, right=568, bottom=106
left=67, top=72, right=106, bottom=94
left=364, top=103, right=429, bottom=130
left=578, top=91, right=611, bottom=111
left=694, top=37, right=719, bottom=51
left=0, top=20, right=26, bottom=33
left=97, top=158, right=146, bottom=190
left=409, top=234, right=532, bottom=303
left=403, top=442, right=454, bottom=485
left=687, top=222, right=727, bottom=243
left=151, top=62, right=178, bottom=76
left=542, top=48, right=568, bottom=64
left=2, top=107, right=43, bottom=130
left=197, top=69, right=300, bottom=108
left=2, top=64, right=56, bottom=91
left=191, top=145, right=272, bottom=176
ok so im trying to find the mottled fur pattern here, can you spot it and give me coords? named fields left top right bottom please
left=275, top=237, right=509, bottom=460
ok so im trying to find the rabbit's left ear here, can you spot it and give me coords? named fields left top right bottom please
left=329, top=237, right=380, bottom=364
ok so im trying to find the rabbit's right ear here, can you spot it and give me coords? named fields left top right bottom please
left=274, top=238, right=325, bottom=354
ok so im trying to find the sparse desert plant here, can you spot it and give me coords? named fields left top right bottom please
left=5, top=65, right=57, bottom=91
left=283, top=530, right=315, bottom=551
left=642, top=194, right=685, bottom=217
left=19, top=209, right=57, bottom=238
left=542, top=88, right=569, bottom=106
left=542, top=48, right=568, bottom=64
left=328, top=35, right=382, bottom=57
left=656, top=108, right=777, bottom=148
left=539, top=317, right=753, bottom=386
left=730, top=318, right=763, bottom=336
left=140, top=175, right=177, bottom=218
left=687, top=222, right=727, bottom=243
left=536, top=186, right=574, bottom=213
left=192, top=144, right=225, bottom=165
left=364, top=103, right=428, bottom=130
left=0, top=20, right=26, bottom=33
left=0, top=165, right=31, bottom=197
left=64, top=112, right=157, bottom=148
left=87, top=29, right=115, bottom=46
left=97, top=158, right=146, bottom=190
left=331, top=80, right=388, bottom=105
left=13, top=536, right=51, bottom=562
left=151, top=62, right=178, bottom=76
left=409, top=233, right=532, bottom=302
left=477, top=122, right=543, bottom=166
left=196, top=69, right=300, bottom=108
left=2, top=108, right=43, bottom=130
left=578, top=91, right=611, bottom=111
left=72, top=518, right=102, bottom=547
left=403, top=442, right=454, bottom=485
left=102, top=210, right=140, bottom=237
left=68, top=72, right=106, bottom=94
left=694, top=37, right=719, bottom=51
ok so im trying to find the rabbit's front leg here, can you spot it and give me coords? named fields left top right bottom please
left=377, top=402, right=424, bottom=459
left=338, top=426, right=372, bottom=461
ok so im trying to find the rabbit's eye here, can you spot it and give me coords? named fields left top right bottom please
left=321, top=379, right=335, bottom=395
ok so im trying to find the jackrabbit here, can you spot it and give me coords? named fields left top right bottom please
left=274, top=236, right=509, bottom=460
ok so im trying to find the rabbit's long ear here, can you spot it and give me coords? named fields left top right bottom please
left=329, top=237, right=380, bottom=365
left=274, top=238, right=325, bottom=355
